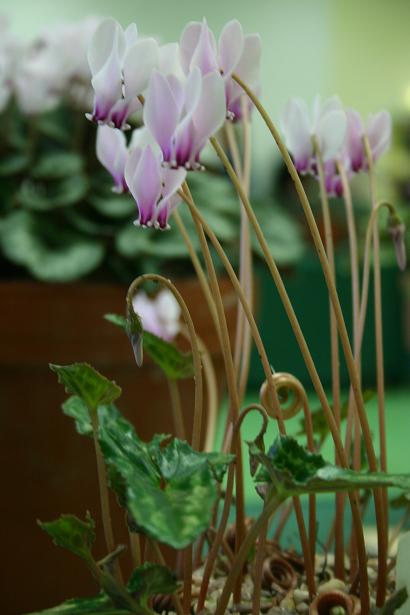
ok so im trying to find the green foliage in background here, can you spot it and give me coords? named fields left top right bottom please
left=0, top=103, right=306, bottom=282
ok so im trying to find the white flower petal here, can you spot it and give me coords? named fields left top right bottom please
left=367, top=110, right=392, bottom=162
left=88, top=18, right=123, bottom=75
left=317, top=109, right=347, bottom=161
left=280, top=98, right=312, bottom=167
left=192, top=70, right=226, bottom=150
left=218, top=19, right=244, bottom=76
left=179, top=21, right=202, bottom=74
left=123, top=37, right=159, bottom=99
left=143, top=71, right=180, bottom=159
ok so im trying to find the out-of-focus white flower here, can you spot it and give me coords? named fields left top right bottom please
left=0, top=16, right=20, bottom=112
left=132, top=289, right=181, bottom=341
left=14, top=16, right=101, bottom=114
left=281, top=96, right=347, bottom=174
left=345, top=108, right=392, bottom=172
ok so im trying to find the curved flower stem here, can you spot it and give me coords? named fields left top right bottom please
left=337, top=161, right=361, bottom=577
left=180, top=189, right=316, bottom=598
left=209, top=134, right=370, bottom=610
left=225, top=104, right=253, bottom=404
left=313, top=139, right=343, bottom=579
left=129, top=531, right=141, bottom=569
left=173, top=209, right=222, bottom=347
left=363, top=136, right=388, bottom=606
left=198, top=336, right=219, bottom=453
left=215, top=494, right=284, bottom=615
left=181, top=181, right=245, bottom=605
left=181, top=326, right=219, bottom=452
left=89, top=410, right=123, bottom=584
left=126, top=273, right=203, bottom=614
left=126, top=274, right=203, bottom=450
left=167, top=379, right=186, bottom=441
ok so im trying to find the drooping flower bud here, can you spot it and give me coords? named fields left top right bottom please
left=388, top=213, right=407, bottom=271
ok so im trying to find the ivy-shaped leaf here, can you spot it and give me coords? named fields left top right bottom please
left=127, top=563, right=177, bottom=607
left=38, top=513, right=95, bottom=561
left=62, top=396, right=121, bottom=437
left=99, top=410, right=225, bottom=549
left=252, top=436, right=410, bottom=500
left=50, top=363, right=121, bottom=411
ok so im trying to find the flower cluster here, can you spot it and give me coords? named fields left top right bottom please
left=280, top=95, right=392, bottom=197
left=89, top=18, right=261, bottom=229
left=0, top=16, right=100, bottom=115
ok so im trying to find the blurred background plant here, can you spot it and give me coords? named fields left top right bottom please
left=0, top=15, right=305, bottom=283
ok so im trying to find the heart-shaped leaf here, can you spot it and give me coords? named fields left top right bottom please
left=252, top=436, right=410, bottom=500
left=50, top=363, right=121, bottom=411
left=62, top=396, right=122, bottom=437
left=98, top=410, right=227, bottom=548
left=38, top=513, right=95, bottom=561
left=127, top=562, right=177, bottom=604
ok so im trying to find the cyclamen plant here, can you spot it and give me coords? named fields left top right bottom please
left=31, top=15, right=409, bottom=615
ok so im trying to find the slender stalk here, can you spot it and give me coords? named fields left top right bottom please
left=181, top=326, right=219, bottom=452
left=196, top=464, right=235, bottom=612
left=167, top=379, right=186, bottom=441
left=225, top=105, right=254, bottom=404
left=337, top=162, right=362, bottom=576
left=215, top=495, right=284, bottom=615
left=209, top=134, right=370, bottom=610
left=313, top=139, right=344, bottom=579
left=128, top=525, right=141, bottom=569
left=173, top=209, right=222, bottom=348
left=363, top=136, right=388, bottom=605
left=197, top=335, right=219, bottom=453
left=90, top=410, right=123, bottom=584
left=182, top=181, right=245, bottom=604
left=252, top=517, right=268, bottom=615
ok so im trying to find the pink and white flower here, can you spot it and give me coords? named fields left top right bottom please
left=125, top=141, right=186, bottom=229
left=87, top=18, right=158, bottom=129
left=96, top=125, right=128, bottom=193
left=345, top=109, right=391, bottom=172
left=143, top=67, right=226, bottom=169
left=179, top=18, right=261, bottom=120
left=132, top=289, right=181, bottom=341
left=280, top=96, right=347, bottom=174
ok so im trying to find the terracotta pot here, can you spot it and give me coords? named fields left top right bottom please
left=0, top=279, right=237, bottom=615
